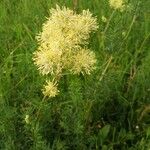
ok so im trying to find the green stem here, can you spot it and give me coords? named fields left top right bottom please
left=103, top=10, right=116, bottom=34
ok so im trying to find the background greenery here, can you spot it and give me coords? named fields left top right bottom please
left=0, top=0, right=150, bottom=149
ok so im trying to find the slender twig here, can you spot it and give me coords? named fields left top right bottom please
left=138, top=105, right=150, bottom=121
left=123, top=15, right=136, bottom=41
left=35, top=96, right=46, bottom=121
left=119, top=1, right=140, bottom=49
left=101, top=10, right=116, bottom=50
left=98, top=56, right=113, bottom=82
left=93, top=56, right=113, bottom=95
left=103, top=10, right=116, bottom=34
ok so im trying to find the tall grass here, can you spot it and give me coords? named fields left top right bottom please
left=0, top=0, right=149, bottom=149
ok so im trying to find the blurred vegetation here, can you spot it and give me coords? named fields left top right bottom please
left=0, top=0, right=150, bottom=149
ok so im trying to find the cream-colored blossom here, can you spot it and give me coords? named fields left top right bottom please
left=33, top=5, right=98, bottom=76
left=33, top=47, right=62, bottom=75
left=36, top=5, right=98, bottom=51
left=71, top=48, right=97, bottom=75
left=109, top=0, right=125, bottom=10
left=33, top=5, right=98, bottom=97
left=42, top=80, right=59, bottom=97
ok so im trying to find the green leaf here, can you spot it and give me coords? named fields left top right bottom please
left=98, top=124, right=111, bottom=145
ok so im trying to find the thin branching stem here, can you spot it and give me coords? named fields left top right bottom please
left=99, top=55, right=113, bottom=82
left=103, top=10, right=116, bottom=34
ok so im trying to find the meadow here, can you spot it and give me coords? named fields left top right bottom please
left=0, top=0, right=150, bottom=149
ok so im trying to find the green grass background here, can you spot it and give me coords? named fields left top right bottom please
left=0, top=0, right=150, bottom=149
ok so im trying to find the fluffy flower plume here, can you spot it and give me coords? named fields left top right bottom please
left=42, top=81, right=59, bottom=97
left=33, top=47, right=62, bottom=75
left=109, top=0, right=125, bottom=10
left=33, top=5, right=98, bottom=97
left=71, top=48, right=97, bottom=75
left=37, top=6, right=98, bottom=48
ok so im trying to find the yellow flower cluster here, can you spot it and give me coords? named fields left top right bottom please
left=109, top=0, right=125, bottom=11
left=71, top=48, right=96, bottom=75
left=33, top=5, right=98, bottom=98
left=42, top=80, right=59, bottom=97
left=33, top=48, right=62, bottom=75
